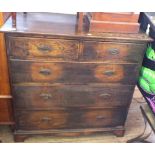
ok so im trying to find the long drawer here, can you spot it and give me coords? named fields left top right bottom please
left=9, top=60, right=139, bottom=85
left=8, top=37, right=79, bottom=61
left=12, top=84, right=135, bottom=109
left=81, top=41, right=145, bottom=63
left=15, top=108, right=127, bottom=130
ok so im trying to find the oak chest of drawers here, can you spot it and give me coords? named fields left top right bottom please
left=1, top=13, right=151, bottom=142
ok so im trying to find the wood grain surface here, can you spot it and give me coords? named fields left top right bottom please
left=9, top=60, right=140, bottom=85
left=2, top=13, right=151, bottom=142
left=8, top=37, right=79, bottom=60
left=12, top=84, right=135, bottom=109
left=15, top=107, right=127, bottom=130
left=82, top=41, right=146, bottom=63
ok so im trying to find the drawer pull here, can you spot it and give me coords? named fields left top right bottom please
left=103, top=70, right=115, bottom=76
left=41, top=117, right=52, bottom=122
left=37, top=45, right=52, bottom=52
left=96, top=116, right=105, bottom=120
left=40, top=93, right=52, bottom=100
left=39, top=68, right=51, bottom=75
left=23, top=49, right=29, bottom=56
left=108, top=48, right=119, bottom=55
left=99, top=93, right=111, bottom=97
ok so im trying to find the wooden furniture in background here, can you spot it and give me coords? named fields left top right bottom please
left=85, top=12, right=140, bottom=33
left=1, top=13, right=151, bottom=142
left=76, top=12, right=83, bottom=32
left=11, top=12, right=16, bottom=28
left=0, top=12, right=13, bottom=125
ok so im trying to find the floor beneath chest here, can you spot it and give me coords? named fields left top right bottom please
left=0, top=87, right=155, bottom=143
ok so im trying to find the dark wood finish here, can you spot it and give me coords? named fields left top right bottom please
left=9, top=60, right=140, bottom=85
left=15, top=108, right=127, bottom=130
left=14, top=135, right=28, bottom=143
left=12, top=84, right=135, bottom=109
left=7, top=36, right=146, bottom=63
left=82, top=41, right=146, bottom=63
left=112, top=128, right=125, bottom=137
left=0, top=12, right=13, bottom=125
left=1, top=13, right=151, bottom=43
left=8, top=37, right=79, bottom=60
left=89, top=12, right=140, bottom=23
left=13, top=126, right=125, bottom=142
left=1, top=13, right=151, bottom=142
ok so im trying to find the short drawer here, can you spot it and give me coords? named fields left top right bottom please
left=81, top=41, right=145, bottom=63
left=8, top=37, right=79, bottom=60
left=10, top=60, right=140, bottom=85
left=15, top=108, right=127, bottom=130
left=12, top=84, right=135, bottom=109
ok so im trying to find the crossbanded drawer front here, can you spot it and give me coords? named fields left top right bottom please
left=8, top=37, right=79, bottom=60
left=81, top=41, right=145, bottom=63
left=12, top=84, right=135, bottom=109
left=15, top=108, right=127, bottom=130
left=10, top=60, right=139, bottom=85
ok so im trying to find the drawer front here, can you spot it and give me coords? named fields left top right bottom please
left=15, top=108, right=127, bottom=130
left=12, top=84, right=135, bottom=109
left=8, top=37, right=79, bottom=60
left=10, top=60, right=139, bottom=85
left=82, top=41, right=145, bottom=62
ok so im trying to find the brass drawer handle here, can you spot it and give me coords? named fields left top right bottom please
left=96, top=116, right=105, bottom=120
left=40, top=93, right=52, bottom=100
left=39, top=68, right=51, bottom=75
left=99, top=93, right=111, bottom=97
left=37, top=45, right=52, bottom=52
left=108, top=48, right=119, bottom=55
left=103, top=70, right=115, bottom=76
left=41, top=117, right=52, bottom=122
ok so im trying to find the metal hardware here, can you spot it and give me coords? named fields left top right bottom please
left=37, top=45, right=52, bottom=52
left=40, top=93, right=52, bottom=100
left=99, top=93, right=111, bottom=97
left=103, top=70, right=115, bottom=76
left=41, top=117, right=52, bottom=122
left=108, top=48, right=119, bottom=55
left=39, top=68, right=51, bottom=75
left=96, top=116, right=105, bottom=119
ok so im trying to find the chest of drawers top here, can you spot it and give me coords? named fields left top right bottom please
left=1, top=12, right=151, bottom=43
